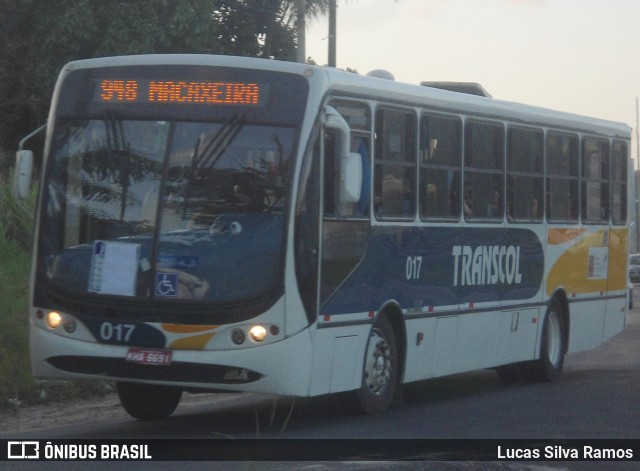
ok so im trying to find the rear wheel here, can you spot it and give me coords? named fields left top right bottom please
left=529, top=300, right=566, bottom=381
left=495, top=363, right=524, bottom=383
left=496, top=300, right=566, bottom=384
left=116, top=382, right=182, bottom=420
left=355, top=314, right=398, bottom=415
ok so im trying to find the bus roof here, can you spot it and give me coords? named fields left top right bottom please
left=61, top=54, right=631, bottom=139
left=319, top=67, right=631, bottom=140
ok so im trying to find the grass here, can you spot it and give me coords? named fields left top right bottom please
left=0, top=176, right=110, bottom=410
left=0, top=227, right=35, bottom=407
left=0, top=178, right=37, bottom=407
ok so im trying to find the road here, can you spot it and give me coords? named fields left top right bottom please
left=2, top=290, right=639, bottom=470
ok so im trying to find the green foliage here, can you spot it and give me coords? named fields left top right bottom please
left=0, top=177, right=34, bottom=405
left=0, top=238, right=32, bottom=403
left=0, top=180, right=111, bottom=408
left=0, top=176, right=34, bottom=251
left=39, top=0, right=224, bottom=61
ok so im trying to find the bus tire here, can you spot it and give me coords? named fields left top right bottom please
left=495, top=363, right=524, bottom=384
left=116, top=382, right=182, bottom=420
left=355, top=314, right=398, bottom=415
left=529, top=300, right=566, bottom=382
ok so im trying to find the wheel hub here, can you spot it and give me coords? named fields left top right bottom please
left=364, top=333, right=391, bottom=396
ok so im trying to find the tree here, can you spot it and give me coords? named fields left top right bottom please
left=211, top=1, right=328, bottom=60
left=212, top=1, right=294, bottom=58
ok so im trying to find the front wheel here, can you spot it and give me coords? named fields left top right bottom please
left=355, top=314, right=399, bottom=415
left=116, top=382, right=182, bottom=420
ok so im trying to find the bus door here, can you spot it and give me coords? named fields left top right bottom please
left=319, top=129, right=370, bottom=312
left=306, top=104, right=370, bottom=395
left=318, top=101, right=372, bottom=316
left=604, top=140, right=630, bottom=339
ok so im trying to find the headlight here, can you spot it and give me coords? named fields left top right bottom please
left=46, top=311, right=63, bottom=329
left=249, top=325, right=268, bottom=342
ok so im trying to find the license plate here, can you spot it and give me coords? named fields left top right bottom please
left=125, top=348, right=172, bottom=366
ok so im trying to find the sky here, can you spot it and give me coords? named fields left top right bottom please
left=304, top=0, right=640, bottom=160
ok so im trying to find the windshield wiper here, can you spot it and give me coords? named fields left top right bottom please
left=181, top=114, right=245, bottom=215
left=102, top=111, right=130, bottom=222
left=193, top=113, right=245, bottom=171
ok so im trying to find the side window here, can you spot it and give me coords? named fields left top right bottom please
left=374, top=108, right=416, bottom=219
left=507, top=127, right=543, bottom=222
left=464, top=120, right=504, bottom=220
left=546, top=132, right=579, bottom=222
left=325, top=99, right=372, bottom=218
left=419, top=114, right=462, bottom=220
left=582, top=137, right=610, bottom=223
left=611, top=140, right=628, bottom=225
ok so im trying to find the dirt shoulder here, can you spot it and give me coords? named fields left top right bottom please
left=0, top=391, right=239, bottom=435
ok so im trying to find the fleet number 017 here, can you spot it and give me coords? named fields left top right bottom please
left=99, top=322, right=135, bottom=343
left=406, top=256, right=423, bottom=281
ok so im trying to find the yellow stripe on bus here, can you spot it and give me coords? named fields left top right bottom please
left=169, top=332, right=218, bottom=350
left=546, top=229, right=628, bottom=296
left=161, top=324, right=219, bottom=334
left=547, top=228, right=586, bottom=245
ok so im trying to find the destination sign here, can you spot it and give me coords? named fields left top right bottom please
left=99, top=79, right=261, bottom=105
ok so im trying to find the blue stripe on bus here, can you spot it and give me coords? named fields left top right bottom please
left=321, top=227, right=544, bottom=316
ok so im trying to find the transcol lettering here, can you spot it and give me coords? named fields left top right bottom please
left=452, top=245, right=522, bottom=287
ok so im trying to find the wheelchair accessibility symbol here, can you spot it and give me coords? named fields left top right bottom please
left=156, top=273, right=178, bottom=297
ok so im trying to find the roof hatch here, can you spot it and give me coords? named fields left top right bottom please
left=420, top=81, right=492, bottom=98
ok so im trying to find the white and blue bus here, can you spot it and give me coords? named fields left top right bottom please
left=19, top=55, right=631, bottom=419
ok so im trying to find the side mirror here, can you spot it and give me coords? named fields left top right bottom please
left=13, top=150, right=33, bottom=199
left=323, top=106, right=363, bottom=204
left=339, top=152, right=363, bottom=204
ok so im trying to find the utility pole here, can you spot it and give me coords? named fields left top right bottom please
left=636, top=97, right=639, bottom=172
left=636, top=97, right=640, bottom=251
left=328, top=0, right=337, bottom=67
left=296, top=0, right=306, bottom=63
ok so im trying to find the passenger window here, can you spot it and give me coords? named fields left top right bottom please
left=419, top=114, right=462, bottom=220
left=582, top=137, right=610, bottom=223
left=507, top=127, right=543, bottom=222
left=464, top=120, right=504, bottom=220
left=546, top=133, right=579, bottom=222
left=374, top=108, right=416, bottom=219
left=611, top=140, right=628, bottom=225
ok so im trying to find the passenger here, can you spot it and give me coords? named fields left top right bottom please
left=490, top=189, right=501, bottom=217
left=464, top=181, right=473, bottom=217
left=531, top=197, right=539, bottom=219
left=424, top=183, right=438, bottom=217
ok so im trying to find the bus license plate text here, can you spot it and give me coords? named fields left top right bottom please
left=125, top=348, right=172, bottom=366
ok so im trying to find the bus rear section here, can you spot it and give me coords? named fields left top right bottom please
left=304, top=90, right=630, bottom=413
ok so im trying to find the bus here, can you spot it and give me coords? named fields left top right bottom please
left=17, top=54, right=631, bottom=420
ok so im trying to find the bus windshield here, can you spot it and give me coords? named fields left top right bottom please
left=37, top=65, right=307, bottom=307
